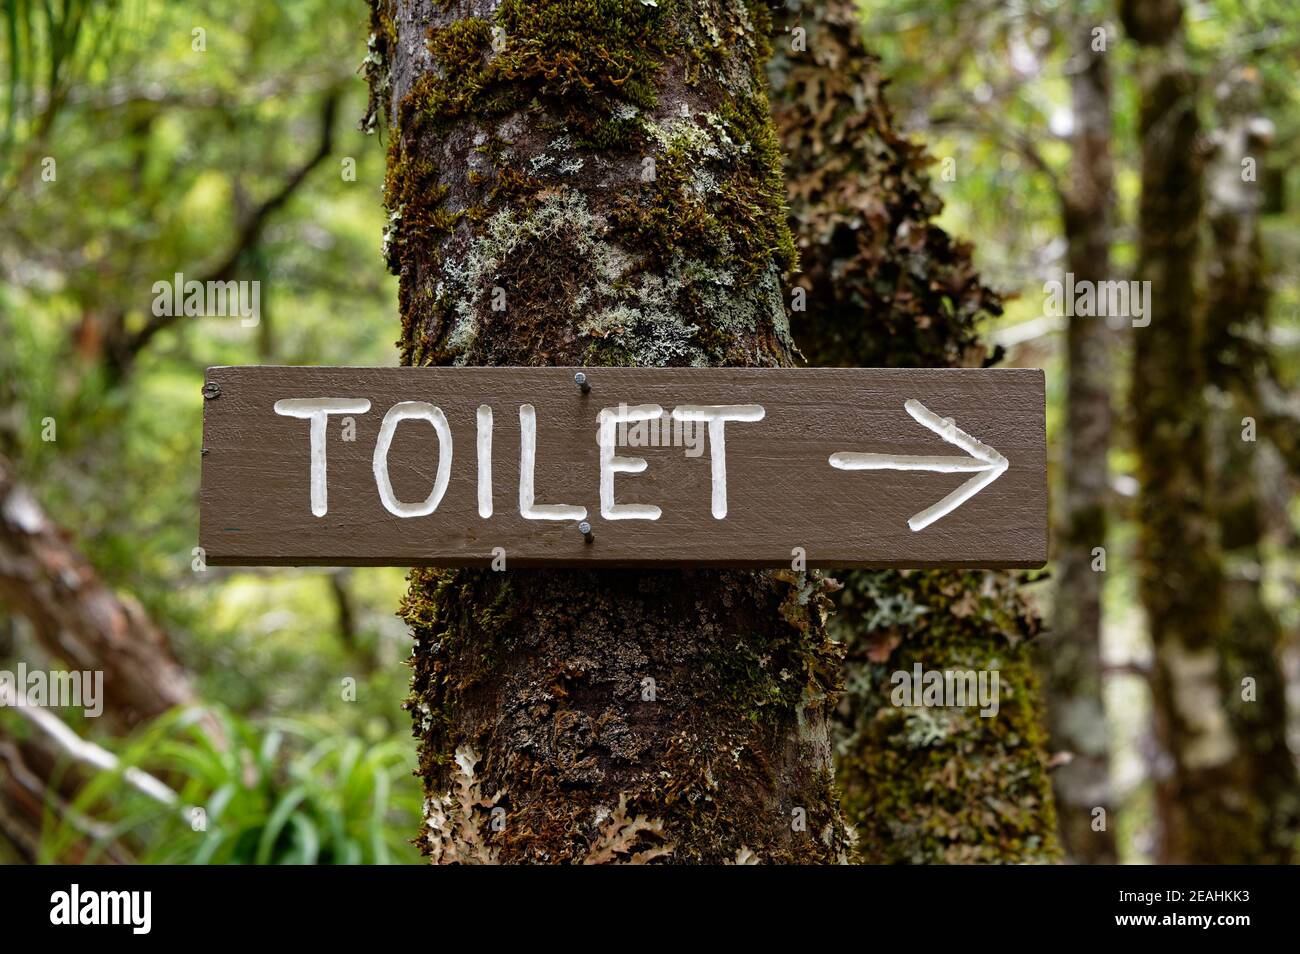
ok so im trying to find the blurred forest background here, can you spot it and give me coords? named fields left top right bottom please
left=0, top=0, right=1297, bottom=863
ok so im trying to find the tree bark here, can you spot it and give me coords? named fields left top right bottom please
left=1203, top=68, right=1299, bottom=863
left=0, top=451, right=195, bottom=727
left=1122, top=0, right=1246, bottom=863
left=370, top=0, right=846, bottom=863
left=769, top=2, right=1000, bottom=371
left=1044, top=22, right=1117, bottom=864
left=769, top=0, right=1059, bottom=863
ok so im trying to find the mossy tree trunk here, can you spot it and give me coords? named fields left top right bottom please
left=1204, top=70, right=1299, bottom=863
left=1121, top=0, right=1248, bottom=863
left=769, top=0, right=1059, bottom=864
left=1046, top=21, right=1117, bottom=864
left=368, top=0, right=846, bottom=863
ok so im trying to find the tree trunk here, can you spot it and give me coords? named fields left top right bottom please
left=1122, top=0, right=1246, bottom=863
left=769, top=0, right=1059, bottom=863
left=1204, top=68, right=1299, bottom=863
left=1044, top=22, right=1117, bottom=864
left=0, top=448, right=197, bottom=857
left=0, top=451, right=195, bottom=727
left=370, top=0, right=846, bottom=863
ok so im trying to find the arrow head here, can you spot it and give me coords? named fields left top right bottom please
left=829, top=399, right=1009, bottom=532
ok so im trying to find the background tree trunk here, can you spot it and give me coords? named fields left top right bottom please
left=0, top=451, right=195, bottom=727
left=370, top=0, right=846, bottom=863
left=1122, top=0, right=1247, bottom=863
left=769, top=0, right=1059, bottom=863
left=1044, top=21, right=1117, bottom=864
left=1204, top=68, right=1299, bottom=863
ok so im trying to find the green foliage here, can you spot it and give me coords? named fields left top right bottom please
left=40, top=707, right=421, bottom=864
left=1, top=0, right=413, bottom=865
left=1, top=0, right=401, bottom=666
left=613, top=101, right=797, bottom=281
left=1, top=0, right=133, bottom=169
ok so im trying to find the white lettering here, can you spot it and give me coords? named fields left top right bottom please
left=670, top=405, right=765, bottom=518
left=598, top=404, right=663, bottom=520
left=273, top=398, right=372, bottom=516
left=519, top=404, right=586, bottom=521
left=373, top=402, right=453, bottom=518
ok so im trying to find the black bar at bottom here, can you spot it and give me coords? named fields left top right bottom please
left=0, top=863, right=1280, bottom=940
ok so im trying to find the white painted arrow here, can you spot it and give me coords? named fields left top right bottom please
left=829, top=399, right=1009, bottom=532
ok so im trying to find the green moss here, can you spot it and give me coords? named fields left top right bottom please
left=382, top=115, right=457, bottom=362
left=497, top=0, right=675, bottom=115
left=831, top=570, right=1060, bottom=863
left=361, top=1, right=398, bottom=134
left=429, top=18, right=493, bottom=78
left=405, top=1, right=678, bottom=145
left=382, top=0, right=800, bottom=368
left=419, top=19, right=522, bottom=127
left=613, top=105, right=795, bottom=282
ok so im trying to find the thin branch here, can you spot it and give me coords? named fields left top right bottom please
left=123, top=89, right=341, bottom=362
left=0, top=728, right=134, bottom=863
left=2, top=690, right=178, bottom=807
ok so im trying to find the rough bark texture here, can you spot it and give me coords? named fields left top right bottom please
left=370, top=0, right=846, bottom=863
left=769, top=2, right=1000, bottom=371
left=1123, top=0, right=1245, bottom=863
left=769, top=0, right=1058, bottom=863
left=1044, top=23, right=1117, bottom=864
left=1203, top=69, right=1299, bottom=863
left=0, top=451, right=195, bottom=727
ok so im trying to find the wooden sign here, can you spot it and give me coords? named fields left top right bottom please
left=199, top=367, right=1046, bottom=569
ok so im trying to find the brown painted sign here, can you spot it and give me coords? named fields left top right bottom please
left=199, top=367, right=1046, bottom=569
